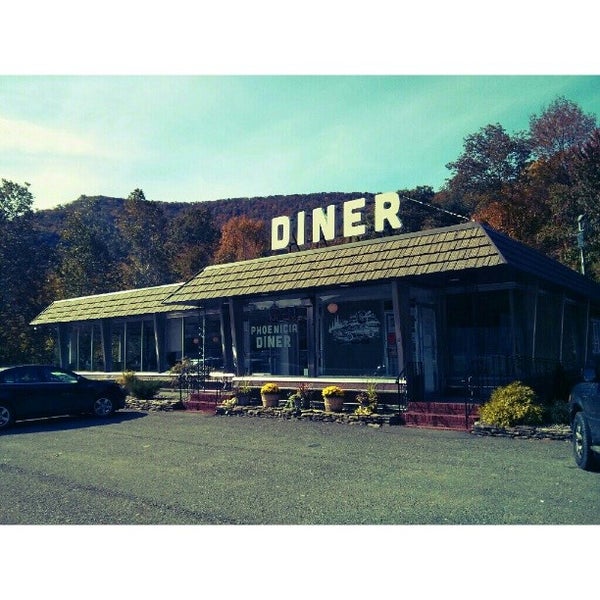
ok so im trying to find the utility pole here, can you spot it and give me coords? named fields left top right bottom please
left=577, top=214, right=586, bottom=276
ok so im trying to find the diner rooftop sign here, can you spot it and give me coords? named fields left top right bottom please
left=271, top=192, right=402, bottom=251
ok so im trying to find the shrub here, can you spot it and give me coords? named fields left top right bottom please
left=129, top=378, right=163, bottom=400
left=118, top=371, right=162, bottom=400
left=542, top=399, right=570, bottom=425
left=479, top=381, right=543, bottom=428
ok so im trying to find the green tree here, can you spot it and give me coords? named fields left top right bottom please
left=445, top=123, right=531, bottom=199
left=118, top=188, right=173, bottom=287
left=52, top=198, right=123, bottom=298
left=166, top=203, right=220, bottom=280
left=0, top=180, right=55, bottom=364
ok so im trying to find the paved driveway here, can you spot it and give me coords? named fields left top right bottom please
left=1, top=409, right=598, bottom=525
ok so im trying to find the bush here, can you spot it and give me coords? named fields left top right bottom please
left=542, top=400, right=570, bottom=425
left=129, top=378, right=163, bottom=400
left=118, top=371, right=163, bottom=400
left=479, top=381, right=543, bottom=428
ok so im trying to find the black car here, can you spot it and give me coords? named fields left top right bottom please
left=569, top=366, right=600, bottom=471
left=0, top=365, right=127, bottom=430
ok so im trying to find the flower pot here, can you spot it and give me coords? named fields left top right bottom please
left=324, top=395, right=344, bottom=412
left=261, top=393, right=279, bottom=408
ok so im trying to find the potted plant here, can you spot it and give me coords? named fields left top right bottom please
left=322, top=385, right=345, bottom=412
left=260, top=382, right=280, bottom=407
left=354, top=381, right=378, bottom=416
left=234, top=380, right=253, bottom=406
left=285, top=383, right=312, bottom=410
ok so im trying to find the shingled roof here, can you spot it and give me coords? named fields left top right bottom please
left=30, top=283, right=198, bottom=326
left=31, top=222, right=600, bottom=327
left=164, top=221, right=600, bottom=304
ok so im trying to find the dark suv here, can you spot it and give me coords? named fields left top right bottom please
left=569, top=366, right=600, bottom=471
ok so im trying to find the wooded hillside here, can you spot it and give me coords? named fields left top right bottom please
left=2, top=95, right=600, bottom=365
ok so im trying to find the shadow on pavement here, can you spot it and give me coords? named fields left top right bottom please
left=1, top=410, right=147, bottom=436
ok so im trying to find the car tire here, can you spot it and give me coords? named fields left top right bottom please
left=572, top=412, right=597, bottom=471
left=93, top=396, right=114, bottom=418
left=0, top=403, right=14, bottom=430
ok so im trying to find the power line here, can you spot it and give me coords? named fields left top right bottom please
left=399, top=194, right=470, bottom=223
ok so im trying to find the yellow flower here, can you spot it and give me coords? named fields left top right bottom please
left=322, top=385, right=344, bottom=398
left=261, top=382, right=280, bottom=394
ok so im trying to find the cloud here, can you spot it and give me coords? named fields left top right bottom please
left=0, top=115, right=114, bottom=158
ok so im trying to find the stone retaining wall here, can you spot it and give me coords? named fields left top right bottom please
left=125, top=396, right=573, bottom=441
left=471, top=422, right=572, bottom=441
left=216, top=405, right=395, bottom=427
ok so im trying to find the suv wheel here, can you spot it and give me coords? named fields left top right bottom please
left=572, top=412, right=597, bottom=471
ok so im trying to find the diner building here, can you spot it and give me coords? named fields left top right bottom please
left=31, top=221, right=600, bottom=401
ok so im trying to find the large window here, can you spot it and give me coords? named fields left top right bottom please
left=166, top=313, right=224, bottom=371
left=446, top=290, right=515, bottom=384
left=67, top=323, right=104, bottom=371
left=243, top=299, right=308, bottom=376
left=319, top=286, right=391, bottom=377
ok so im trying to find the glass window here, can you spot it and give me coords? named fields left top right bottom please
left=243, top=299, right=308, bottom=376
left=320, top=296, right=387, bottom=377
left=112, top=324, right=124, bottom=372
left=446, top=290, right=514, bottom=383
left=92, top=323, right=105, bottom=371
left=125, top=322, right=142, bottom=371
left=535, top=292, right=561, bottom=362
left=142, top=320, right=158, bottom=371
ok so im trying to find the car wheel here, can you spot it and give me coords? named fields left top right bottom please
left=93, top=396, right=114, bottom=417
left=572, top=412, right=597, bottom=471
left=0, top=404, right=13, bottom=430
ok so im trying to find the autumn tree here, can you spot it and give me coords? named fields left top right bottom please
left=213, top=216, right=268, bottom=263
left=529, top=96, right=597, bottom=162
left=441, top=123, right=532, bottom=233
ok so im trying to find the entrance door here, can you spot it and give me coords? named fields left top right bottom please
left=415, top=305, right=438, bottom=393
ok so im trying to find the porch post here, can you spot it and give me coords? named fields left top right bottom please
left=391, top=280, right=405, bottom=376
left=100, top=319, right=112, bottom=372
left=306, top=294, right=317, bottom=377
left=57, top=324, right=70, bottom=369
left=228, top=298, right=245, bottom=376
left=220, top=303, right=234, bottom=372
left=154, top=313, right=166, bottom=372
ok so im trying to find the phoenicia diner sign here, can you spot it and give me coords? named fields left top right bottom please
left=271, top=192, right=402, bottom=251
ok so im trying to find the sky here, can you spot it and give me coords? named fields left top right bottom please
left=2, top=3, right=599, bottom=213
left=2, top=74, right=599, bottom=212
left=2, top=2, right=597, bottom=585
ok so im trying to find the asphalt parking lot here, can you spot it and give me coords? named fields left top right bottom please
left=1, top=408, right=599, bottom=525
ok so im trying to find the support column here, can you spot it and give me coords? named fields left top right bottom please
left=220, top=304, right=234, bottom=372
left=306, top=294, right=317, bottom=377
left=154, top=313, right=166, bottom=372
left=228, top=298, right=245, bottom=376
left=57, top=324, right=70, bottom=369
left=391, top=280, right=405, bottom=377
left=100, top=319, right=113, bottom=372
